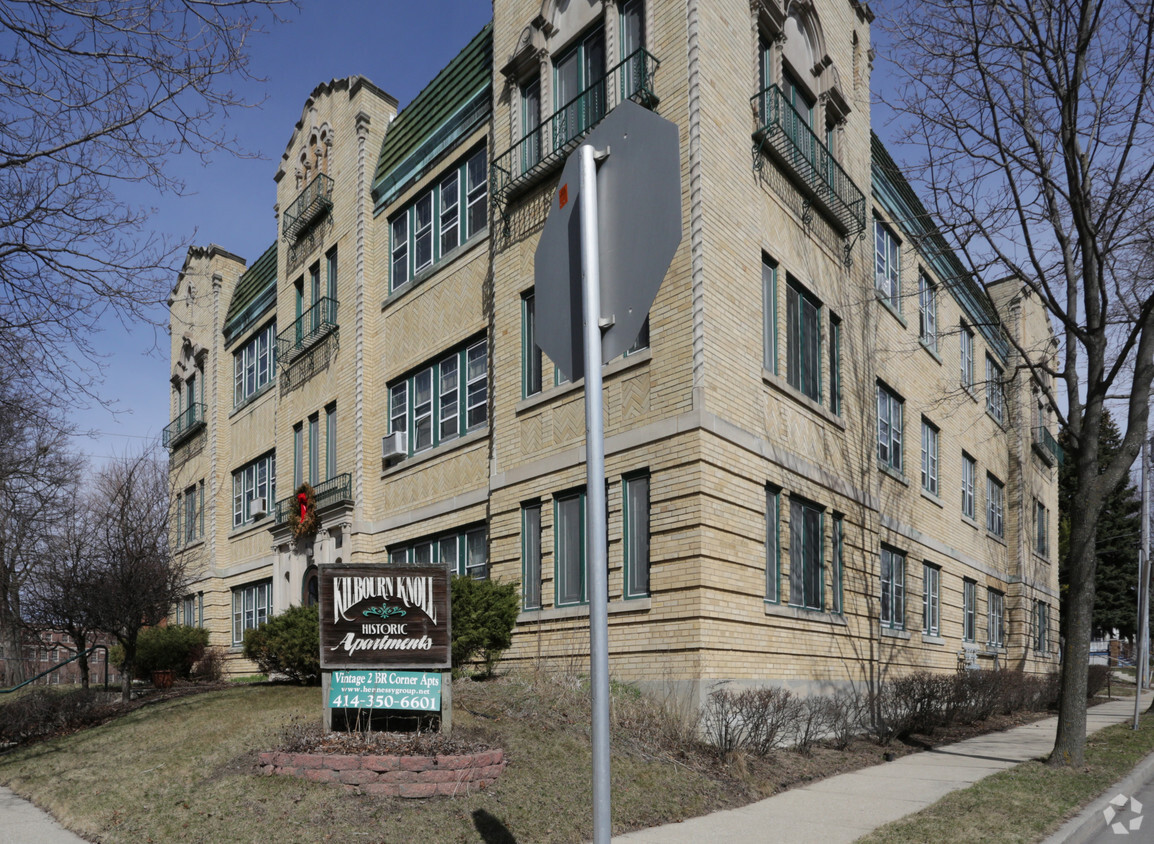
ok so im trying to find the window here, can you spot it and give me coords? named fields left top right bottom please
left=875, top=220, right=900, bottom=310
left=233, top=321, right=277, bottom=406
left=831, top=514, right=844, bottom=614
left=232, top=580, right=271, bottom=644
left=182, top=594, right=202, bottom=627
left=877, top=383, right=903, bottom=472
left=986, top=355, right=1006, bottom=424
left=553, top=26, right=606, bottom=150
left=522, top=503, right=542, bottom=610
left=623, top=473, right=650, bottom=599
left=620, top=0, right=646, bottom=97
left=555, top=490, right=586, bottom=606
left=389, top=339, right=487, bottom=455
left=1033, top=601, right=1050, bottom=653
left=1035, top=499, right=1049, bottom=557
left=988, top=589, right=1004, bottom=648
left=766, top=486, right=781, bottom=603
left=231, top=452, right=276, bottom=528
left=181, top=483, right=201, bottom=545
left=388, top=148, right=487, bottom=291
left=626, top=316, right=650, bottom=355
left=921, top=419, right=939, bottom=496
left=293, top=423, right=303, bottom=489
left=830, top=315, right=842, bottom=416
left=789, top=497, right=823, bottom=611
left=963, top=579, right=977, bottom=642
left=522, top=292, right=542, bottom=397
left=325, top=403, right=337, bottom=480
left=960, top=323, right=974, bottom=390
left=987, top=474, right=1005, bottom=538
left=880, top=547, right=905, bottom=629
left=308, top=413, right=319, bottom=485
left=786, top=278, right=821, bottom=402
left=520, top=79, right=542, bottom=173
left=763, top=256, right=777, bottom=374
left=918, top=274, right=937, bottom=350
left=961, top=452, right=976, bottom=519
left=389, top=525, right=488, bottom=578
left=922, top=564, right=940, bottom=636
left=326, top=248, right=338, bottom=302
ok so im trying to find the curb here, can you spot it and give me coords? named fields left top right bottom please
left=1041, top=749, right=1154, bottom=844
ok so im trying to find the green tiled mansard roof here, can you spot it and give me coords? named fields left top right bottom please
left=372, top=23, right=492, bottom=211
left=224, top=241, right=277, bottom=341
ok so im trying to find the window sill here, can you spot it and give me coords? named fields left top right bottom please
left=516, top=350, right=651, bottom=415
left=230, top=380, right=276, bottom=418
left=878, top=462, right=909, bottom=486
left=518, top=597, right=651, bottom=623
left=764, top=602, right=846, bottom=625
left=229, top=515, right=275, bottom=540
left=963, top=384, right=979, bottom=403
left=961, top=513, right=979, bottom=530
left=881, top=626, right=911, bottom=639
left=382, top=426, right=488, bottom=478
left=762, top=369, right=845, bottom=429
left=922, top=634, right=945, bottom=645
left=382, top=230, right=488, bottom=312
left=876, top=291, right=906, bottom=327
left=985, top=409, right=1008, bottom=430
left=176, top=539, right=206, bottom=553
left=1032, top=550, right=1051, bottom=565
left=986, top=531, right=1007, bottom=546
left=920, top=488, right=943, bottom=508
left=920, top=338, right=942, bottom=363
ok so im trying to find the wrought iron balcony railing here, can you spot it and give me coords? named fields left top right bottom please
left=162, top=403, right=206, bottom=449
left=282, top=173, right=334, bottom=241
left=751, top=84, right=866, bottom=238
left=492, top=48, right=660, bottom=214
left=1033, top=426, right=1064, bottom=466
left=276, top=296, right=338, bottom=363
left=275, top=473, right=353, bottom=525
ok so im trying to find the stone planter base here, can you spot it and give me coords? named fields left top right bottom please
left=257, top=749, right=506, bottom=798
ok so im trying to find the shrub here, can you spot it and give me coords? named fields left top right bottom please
left=826, top=689, right=865, bottom=749
left=0, top=689, right=110, bottom=745
left=1087, top=664, right=1111, bottom=699
left=701, top=683, right=746, bottom=758
left=242, top=604, right=320, bottom=684
left=450, top=575, right=520, bottom=676
left=737, top=686, right=799, bottom=755
left=192, top=646, right=225, bottom=681
left=133, top=625, right=209, bottom=679
left=790, top=695, right=834, bottom=755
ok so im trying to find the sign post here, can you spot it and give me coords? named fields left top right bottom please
left=534, top=100, right=682, bottom=844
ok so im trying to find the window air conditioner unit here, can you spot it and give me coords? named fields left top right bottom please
left=382, top=431, right=407, bottom=462
left=249, top=497, right=267, bottom=518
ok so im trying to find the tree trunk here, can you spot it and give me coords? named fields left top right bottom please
left=0, top=611, right=25, bottom=687
left=1050, top=503, right=1099, bottom=766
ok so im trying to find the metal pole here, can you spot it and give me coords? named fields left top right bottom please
left=1136, top=439, right=1149, bottom=728
left=579, top=142, right=612, bottom=844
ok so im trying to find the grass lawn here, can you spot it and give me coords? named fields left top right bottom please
left=859, top=710, right=1154, bottom=844
left=0, top=676, right=743, bottom=844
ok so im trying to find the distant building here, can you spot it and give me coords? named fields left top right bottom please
left=166, top=1, right=1060, bottom=704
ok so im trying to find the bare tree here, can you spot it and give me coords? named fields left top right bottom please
left=0, top=0, right=291, bottom=400
left=0, top=368, right=78, bottom=686
left=87, top=449, right=185, bottom=700
left=26, top=476, right=99, bottom=689
left=883, top=0, right=1154, bottom=766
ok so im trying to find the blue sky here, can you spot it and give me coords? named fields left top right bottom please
left=75, top=1, right=494, bottom=463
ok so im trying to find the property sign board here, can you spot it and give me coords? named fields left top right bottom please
left=318, top=565, right=451, bottom=670
left=328, top=669, right=442, bottom=711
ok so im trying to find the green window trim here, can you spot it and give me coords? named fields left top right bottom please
left=788, top=496, right=824, bottom=611
left=831, top=513, right=844, bottom=615
left=232, top=320, right=277, bottom=408
left=231, top=451, right=276, bottom=528
left=786, top=277, right=822, bottom=403
left=522, top=503, right=542, bottom=610
left=962, top=578, right=977, bottom=643
left=763, top=256, right=778, bottom=375
left=922, top=563, right=940, bottom=636
left=388, top=524, right=488, bottom=578
left=765, top=485, right=781, bottom=604
left=388, top=337, right=488, bottom=456
left=388, top=147, right=488, bottom=293
left=830, top=315, right=841, bottom=416
left=554, top=489, right=587, bottom=607
left=877, top=383, right=903, bottom=472
left=880, top=546, right=905, bottom=630
left=622, top=472, right=650, bottom=599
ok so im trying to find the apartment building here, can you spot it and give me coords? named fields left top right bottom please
left=166, top=1, right=1060, bottom=705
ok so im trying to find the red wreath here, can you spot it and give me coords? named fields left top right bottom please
left=289, top=482, right=318, bottom=539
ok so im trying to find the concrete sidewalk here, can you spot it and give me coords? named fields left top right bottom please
left=614, top=694, right=1152, bottom=843
left=0, top=786, right=87, bottom=843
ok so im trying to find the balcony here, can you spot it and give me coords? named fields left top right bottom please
left=162, top=403, right=206, bottom=449
left=492, top=48, right=660, bottom=217
left=274, top=473, right=353, bottom=525
left=751, top=84, right=866, bottom=239
left=1032, top=426, right=1064, bottom=466
left=282, top=173, right=334, bottom=241
left=276, top=297, right=338, bottom=363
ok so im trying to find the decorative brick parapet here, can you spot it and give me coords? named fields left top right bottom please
left=257, top=749, right=506, bottom=797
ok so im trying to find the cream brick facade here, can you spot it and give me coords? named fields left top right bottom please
left=167, top=1, right=1059, bottom=702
